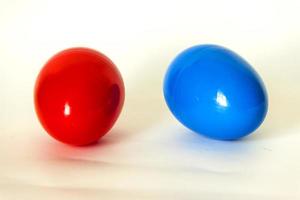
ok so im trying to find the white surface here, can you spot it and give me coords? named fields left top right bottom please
left=1, top=0, right=300, bottom=199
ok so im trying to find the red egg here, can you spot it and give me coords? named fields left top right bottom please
left=34, top=48, right=125, bottom=146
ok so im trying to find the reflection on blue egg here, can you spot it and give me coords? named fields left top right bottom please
left=163, top=44, right=268, bottom=140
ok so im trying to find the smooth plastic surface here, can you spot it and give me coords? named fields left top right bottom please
left=34, top=48, right=125, bottom=146
left=164, top=44, right=268, bottom=140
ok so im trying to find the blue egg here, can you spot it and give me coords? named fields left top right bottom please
left=163, top=44, right=268, bottom=140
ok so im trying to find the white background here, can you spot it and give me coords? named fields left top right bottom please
left=1, top=0, right=300, bottom=199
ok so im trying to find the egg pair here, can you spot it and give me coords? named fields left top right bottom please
left=34, top=45, right=268, bottom=145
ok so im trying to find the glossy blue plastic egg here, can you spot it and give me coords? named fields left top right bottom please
left=163, top=44, right=268, bottom=140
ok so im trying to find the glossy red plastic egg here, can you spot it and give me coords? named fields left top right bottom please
left=34, top=48, right=125, bottom=146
